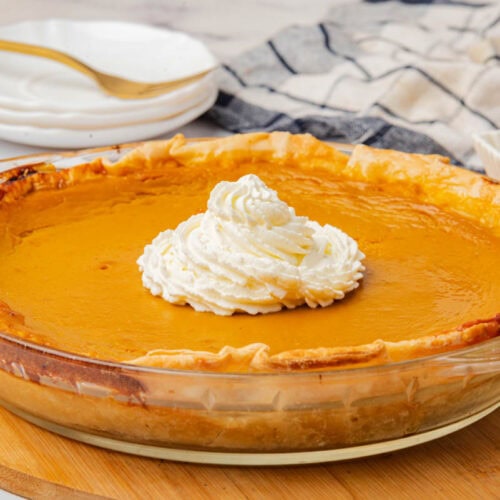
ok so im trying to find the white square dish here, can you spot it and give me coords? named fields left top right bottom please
left=473, top=131, right=500, bottom=180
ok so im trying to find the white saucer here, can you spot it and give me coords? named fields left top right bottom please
left=0, top=78, right=217, bottom=128
left=0, top=20, right=217, bottom=110
left=0, top=54, right=217, bottom=114
left=0, top=20, right=219, bottom=148
left=0, top=90, right=217, bottom=149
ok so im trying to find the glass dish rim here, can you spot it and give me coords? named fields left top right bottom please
left=0, top=142, right=498, bottom=381
left=1, top=324, right=498, bottom=381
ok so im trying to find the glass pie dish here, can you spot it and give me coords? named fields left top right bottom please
left=0, top=144, right=498, bottom=465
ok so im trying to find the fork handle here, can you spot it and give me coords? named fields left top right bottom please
left=0, top=39, right=98, bottom=81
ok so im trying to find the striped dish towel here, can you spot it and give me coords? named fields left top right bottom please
left=207, top=0, right=500, bottom=171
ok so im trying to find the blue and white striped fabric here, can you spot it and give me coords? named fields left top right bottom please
left=208, top=0, right=500, bottom=170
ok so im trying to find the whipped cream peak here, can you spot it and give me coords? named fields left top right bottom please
left=138, top=174, right=365, bottom=316
left=208, top=174, right=295, bottom=227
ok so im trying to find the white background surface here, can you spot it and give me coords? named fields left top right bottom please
left=0, top=492, right=20, bottom=499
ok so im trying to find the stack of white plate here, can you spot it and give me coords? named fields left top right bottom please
left=0, top=20, right=218, bottom=149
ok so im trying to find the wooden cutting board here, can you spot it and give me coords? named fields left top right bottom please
left=0, top=406, right=498, bottom=499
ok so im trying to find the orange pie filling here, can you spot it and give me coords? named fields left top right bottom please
left=0, top=133, right=498, bottom=372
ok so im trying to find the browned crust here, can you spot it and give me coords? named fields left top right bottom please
left=0, top=159, right=106, bottom=204
left=0, top=133, right=349, bottom=205
left=384, top=314, right=500, bottom=360
left=0, top=132, right=499, bottom=372
left=347, top=145, right=500, bottom=235
left=2, top=133, right=497, bottom=231
left=262, top=340, right=388, bottom=370
left=126, top=316, right=500, bottom=372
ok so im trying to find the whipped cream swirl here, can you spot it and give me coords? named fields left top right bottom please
left=138, top=174, right=365, bottom=315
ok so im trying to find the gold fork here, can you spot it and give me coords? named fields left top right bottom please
left=0, top=39, right=216, bottom=99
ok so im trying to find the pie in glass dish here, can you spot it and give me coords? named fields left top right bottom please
left=0, top=132, right=498, bottom=460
